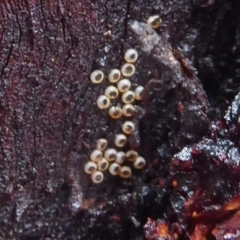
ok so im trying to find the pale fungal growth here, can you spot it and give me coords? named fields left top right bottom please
left=90, top=70, right=104, bottom=83
left=124, top=49, right=138, bottom=63
left=122, top=90, right=135, bottom=104
left=109, top=106, right=122, bottom=119
left=122, top=121, right=135, bottom=135
left=122, top=104, right=135, bottom=117
left=133, top=156, right=146, bottom=169
left=126, top=150, right=138, bottom=162
left=84, top=161, right=97, bottom=174
left=109, top=163, right=121, bottom=175
left=115, top=151, right=126, bottom=165
left=114, top=134, right=127, bottom=147
left=121, top=63, right=136, bottom=77
left=105, top=86, right=119, bottom=99
left=108, top=69, right=121, bottom=83
left=96, top=138, right=108, bottom=151
left=90, top=149, right=103, bottom=162
left=119, top=166, right=132, bottom=178
left=97, top=95, right=110, bottom=109
left=97, top=158, right=109, bottom=171
left=104, top=148, right=117, bottom=162
left=147, top=15, right=162, bottom=29
left=91, top=171, right=104, bottom=183
left=117, top=79, right=131, bottom=93
left=134, top=86, right=144, bottom=100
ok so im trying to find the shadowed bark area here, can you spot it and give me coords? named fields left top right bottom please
left=0, top=0, right=240, bottom=239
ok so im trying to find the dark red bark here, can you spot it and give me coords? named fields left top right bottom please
left=0, top=0, right=240, bottom=239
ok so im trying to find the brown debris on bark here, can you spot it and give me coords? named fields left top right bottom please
left=143, top=218, right=176, bottom=240
left=0, top=0, right=240, bottom=239
left=212, top=210, right=240, bottom=239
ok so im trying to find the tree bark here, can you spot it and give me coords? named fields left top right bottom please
left=0, top=0, right=240, bottom=239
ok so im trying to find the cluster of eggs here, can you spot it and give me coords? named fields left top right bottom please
left=85, top=15, right=162, bottom=184
left=86, top=49, right=146, bottom=183
left=84, top=138, right=146, bottom=183
left=91, top=49, right=144, bottom=113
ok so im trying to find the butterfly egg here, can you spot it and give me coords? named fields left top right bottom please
left=105, top=86, right=119, bottom=99
left=133, top=156, right=146, bottom=169
left=97, top=95, right=110, bottom=109
left=84, top=161, right=97, bottom=174
left=121, top=63, right=135, bottom=77
left=122, top=121, right=135, bottom=135
left=122, top=104, right=135, bottom=117
left=90, top=70, right=104, bottom=83
left=108, top=69, right=121, bottom=83
left=119, top=166, right=132, bottom=178
left=147, top=15, right=162, bottom=29
left=109, top=106, right=122, bottom=119
left=117, top=79, right=131, bottom=93
left=124, top=49, right=138, bottom=63
left=91, top=171, right=104, bottom=183
left=126, top=150, right=138, bottom=162
left=122, top=91, right=135, bottom=104
left=115, top=134, right=127, bottom=148
left=96, top=138, right=108, bottom=151
left=109, top=163, right=121, bottom=175
left=104, top=148, right=117, bottom=162
left=97, top=158, right=109, bottom=171
left=115, top=151, right=126, bottom=165
left=90, top=149, right=103, bottom=162
left=134, top=86, right=144, bottom=100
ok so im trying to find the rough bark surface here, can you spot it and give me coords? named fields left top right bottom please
left=0, top=0, right=240, bottom=239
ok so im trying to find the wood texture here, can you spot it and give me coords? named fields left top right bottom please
left=0, top=0, right=240, bottom=239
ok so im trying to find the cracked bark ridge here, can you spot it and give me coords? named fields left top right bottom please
left=130, top=20, right=209, bottom=155
left=0, top=0, right=240, bottom=239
